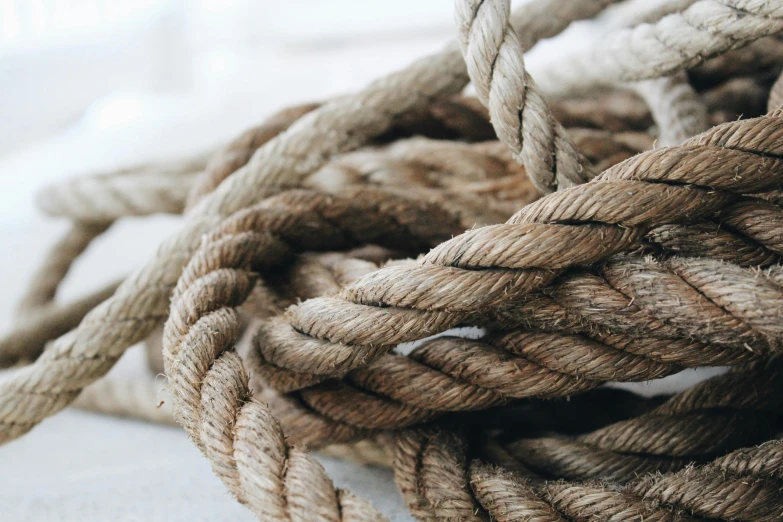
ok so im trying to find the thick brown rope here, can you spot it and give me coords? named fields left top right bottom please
left=160, top=189, right=485, bottom=519
left=395, top=426, right=783, bottom=522
left=490, top=364, right=783, bottom=482
left=239, top=257, right=782, bottom=442
left=237, top=114, right=783, bottom=391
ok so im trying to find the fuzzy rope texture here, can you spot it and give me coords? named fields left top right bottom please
left=160, top=189, right=485, bottom=520
left=0, top=0, right=617, bottom=443
left=232, top=253, right=783, bottom=446
left=487, top=363, right=783, bottom=482
left=395, top=403, right=783, bottom=522
left=228, top=113, right=783, bottom=402
left=455, top=0, right=595, bottom=193
left=152, top=114, right=783, bottom=458
left=6, top=2, right=783, bottom=520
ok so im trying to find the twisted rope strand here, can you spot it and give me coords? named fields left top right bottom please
left=455, top=0, right=595, bottom=193
left=494, top=364, right=783, bottom=482
left=161, top=190, right=486, bottom=519
left=0, top=281, right=120, bottom=369
left=14, top=222, right=111, bottom=318
left=36, top=163, right=200, bottom=222
left=631, top=72, right=710, bottom=145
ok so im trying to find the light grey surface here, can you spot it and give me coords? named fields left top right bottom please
left=0, top=409, right=411, bottom=522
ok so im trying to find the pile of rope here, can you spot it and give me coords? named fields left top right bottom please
left=3, top=0, right=783, bottom=520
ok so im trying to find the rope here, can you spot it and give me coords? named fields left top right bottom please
left=14, top=222, right=110, bottom=318
left=36, top=158, right=204, bottom=222
left=534, top=1, right=783, bottom=98
left=770, top=69, right=783, bottom=110
left=0, top=0, right=612, bottom=444
left=490, top=363, right=783, bottom=482
left=455, top=0, right=595, bottom=193
left=631, top=72, right=709, bottom=145
left=5, top=2, right=783, bottom=520
left=236, top=114, right=783, bottom=391
left=395, top=426, right=783, bottom=521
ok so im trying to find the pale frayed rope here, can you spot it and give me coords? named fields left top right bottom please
left=533, top=0, right=783, bottom=98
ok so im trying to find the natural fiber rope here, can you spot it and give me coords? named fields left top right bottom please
left=631, top=72, right=709, bottom=145
left=148, top=196, right=783, bottom=446
left=186, top=96, right=501, bottom=212
left=769, top=68, right=783, bottom=110
left=161, top=189, right=476, bottom=520
left=0, top=0, right=615, bottom=444
left=603, top=0, right=699, bottom=29
left=0, top=281, right=120, bottom=369
left=14, top=136, right=535, bottom=372
left=395, top=426, right=783, bottom=521
left=7, top=3, right=783, bottom=521
left=490, top=363, right=783, bottom=482
left=689, top=35, right=783, bottom=88
left=145, top=115, right=783, bottom=458
left=230, top=114, right=783, bottom=392
left=534, top=0, right=783, bottom=98
left=36, top=157, right=204, bottom=222
left=238, top=258, right=782, bottom=443
left=455, top=0, right=595, bottom=193
left=14, top=222, right=111, bottom=318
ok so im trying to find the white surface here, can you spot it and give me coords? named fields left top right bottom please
left=0, top=2, right=718, bottom=520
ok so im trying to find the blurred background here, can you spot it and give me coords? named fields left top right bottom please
left=0, top=2, right=716, bottom=521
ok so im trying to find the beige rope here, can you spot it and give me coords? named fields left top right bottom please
left=14, top=222, right=110, bottom=318
left=0, top=281, right=120, bottom=369
left=72, top=375, right=175, bottom=426
left=769, top=68, right=783, bottom=110
left=396, top=426, right=783, bottom=522
left=36, top=167, right=198, bottom=222
left=492, top=363, right=783, bottom=482
left=455, top=0, right=594, bottom=193
left=603, top=0, right=699, bottom=29
left=534, top=0, right=783, bottom=98
left=631, top=72, right=710, bottom=145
